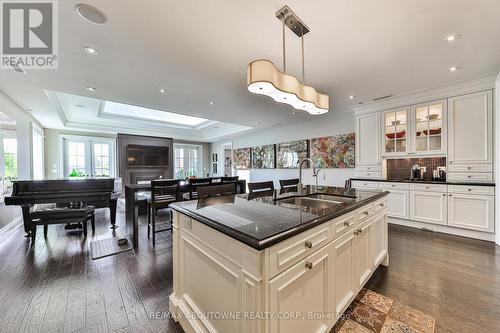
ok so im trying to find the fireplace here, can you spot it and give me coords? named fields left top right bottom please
left=117, top=134, right=174, bottom=189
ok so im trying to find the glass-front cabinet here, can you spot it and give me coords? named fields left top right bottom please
left=383, top=108, right=409, bottom=156
left=411, top=100, right=446, bottom=155
left=382, top=100, right=446, bottom=157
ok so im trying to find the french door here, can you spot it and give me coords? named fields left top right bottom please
left=62, top=137, right=115, bottom=178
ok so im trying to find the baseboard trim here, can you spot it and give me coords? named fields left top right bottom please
left=389, top=217, right=495, bottom=242
left=0, top=215, right=23, bottom=243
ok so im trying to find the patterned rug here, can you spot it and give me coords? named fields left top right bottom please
left=332, top=289, right=436, bottom=333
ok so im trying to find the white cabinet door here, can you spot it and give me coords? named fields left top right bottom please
left=354, top=220, right=373, bottom=289
left=356, top=113, right=381, bottom=166
left=371, top=212, right=388, bottom=269
left=386, top=189, right=410, bottom=219
left=410, top=99, right=446, bottom=156
left=269, top=242, right=334, bottom=333
left=448, top=194, right=494, bottom=233
left=382, top=107, right=410, bottom=156
left=410, top=191, right=447, bottom=225
left=448, top=90, right=493, bottom=165
left=331, top=230, right=357, bottom=316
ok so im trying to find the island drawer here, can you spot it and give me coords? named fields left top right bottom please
left=357, top=204, right=374, bottom=223
left=373, top=197, right=387, bottom=214
left=331, top=211, right=358, bottom=239
left=378, top=182, right=410, bottom=190
left=267, top=222, right=331, bottom=279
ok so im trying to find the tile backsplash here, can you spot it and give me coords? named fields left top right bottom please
left=386, top=157, right=446, bottom=180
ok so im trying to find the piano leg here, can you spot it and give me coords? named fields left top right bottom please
left=21, top=205, right=32, bottom=237
left=109, top=198, right=118, bottom=229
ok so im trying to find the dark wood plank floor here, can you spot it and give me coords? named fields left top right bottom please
left=366, top=224, right=500, bottom=332
left=0, top=208, right=499, bottom=332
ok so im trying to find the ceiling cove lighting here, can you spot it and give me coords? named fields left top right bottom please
left=247, top=5, right=329, bottom=115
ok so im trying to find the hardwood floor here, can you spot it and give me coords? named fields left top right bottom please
left=366, top=224, right=500, bottom=332
left=0, top=209, right=499, bottom=332
left=0, top=207, right=182, bottom=333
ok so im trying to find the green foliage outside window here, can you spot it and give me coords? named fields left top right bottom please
left=69, top=169, right=86, bottom=177
left=4, top=153, right=17, bottom=179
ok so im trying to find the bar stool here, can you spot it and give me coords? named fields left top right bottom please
left=147, top=179, right=180, bottom=246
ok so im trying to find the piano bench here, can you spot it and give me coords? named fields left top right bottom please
left=30, top=206, right=96, bottom=243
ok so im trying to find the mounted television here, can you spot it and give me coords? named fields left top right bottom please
left=127, top=145, right=169, bottom=167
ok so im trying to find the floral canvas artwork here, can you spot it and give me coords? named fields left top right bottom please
left=252, top=144, right=275, bottom=169
left=310, top=133, right=355, bottom=168
left=232, top=148, right=251, bottom=169
left=277, top=140, right=309, bottom=168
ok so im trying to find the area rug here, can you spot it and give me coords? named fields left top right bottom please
left=90, top=236, right=132, bottom=260
left=332, top=289, right=436, bottom=333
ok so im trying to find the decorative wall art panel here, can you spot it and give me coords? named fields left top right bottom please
left=252, top=144, right=276, bottom=169
left=310, top=133, right=355, bottom=168
left=277, top=140, right=309, bottom=168
left=232, top=148, right=251, bottom=170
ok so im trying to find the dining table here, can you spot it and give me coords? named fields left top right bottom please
left=124, top=179, right=246, bottom=248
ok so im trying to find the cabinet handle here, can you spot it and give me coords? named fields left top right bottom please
left=364, top=211, right=370, bottom=216
left=425, top=186, right=430, bottom=189
left=358, top=228, right=363, bottom=234
left=467, top=175, right=472, bottom=178
left=304, top=240, right=313, bottom=249
left=344, top=221, right=352, bottom=227
left=391, top=184, right=395, bottom=187
left=449, top=194, right=453, bottom=197
left=442, top=193, right=446, bottom=196
left=468, top=189, right=472, bottom=192
left=354, top=230, right=360, bottom=235
left=379, top=203, right=384, bottom=207
left=467, top=167, right=471, bottom=170
left=305, top=261, right=313, bottom=270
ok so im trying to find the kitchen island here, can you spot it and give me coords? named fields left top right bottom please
left=169, top=186, right=389, bottom=333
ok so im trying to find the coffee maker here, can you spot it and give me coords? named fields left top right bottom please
left=410, top=164, right=421, bottom=180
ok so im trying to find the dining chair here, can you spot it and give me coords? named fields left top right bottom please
left=147, top=179, right=180, bottom=246
left=197, top=183, right=236, bottom=198
left=279, top=178, right=299, bottom=189
left=183, top=177, right=213, bottom=200
left=248, top=181, right=275, bottom=197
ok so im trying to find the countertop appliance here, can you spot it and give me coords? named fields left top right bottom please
left=410, top=164, right=421, bottom=180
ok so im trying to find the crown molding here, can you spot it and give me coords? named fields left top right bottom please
left=352, top=73, right=498, bottom=115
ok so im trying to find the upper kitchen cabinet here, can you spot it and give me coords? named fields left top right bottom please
left=448, top=90, right=493, bottom=165
left=356, top=113, right=381, bottom=166
left=382, top=107, right=410, bottom=156
left=411, top=100, right=446, bottom=156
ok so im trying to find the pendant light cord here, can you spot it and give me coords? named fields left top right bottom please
left=301, top=24, right=305, bottom=83
left=282, top=14, right=286, bottom=73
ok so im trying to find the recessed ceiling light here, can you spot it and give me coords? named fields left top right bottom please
left=449, top=66, right=458, bottom=72
left=160, top=88, right=166, bottom=93
left=75, top=4, right=107, bottom=24
left=445, top=34, right=459, bottom=42
left=84, top=46, right=98, bottom=55
left=349, top=95, right=355, bottom=100
left=209, top=101, right=215, bottom=105
left=86, top=87, right=96, bottom=92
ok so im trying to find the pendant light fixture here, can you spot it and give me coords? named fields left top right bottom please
left=247, top=5, right=329, bottom=115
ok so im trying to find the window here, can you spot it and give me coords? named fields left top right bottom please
left=32, top=125, right=44, bottom=180
left=174, top=144, right=202, bottom=179
left=61, top=136, right=115, bottom=178
left=3, top=138, right=17, bottom=179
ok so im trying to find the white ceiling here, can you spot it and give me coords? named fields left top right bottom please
left=1, top=0, right=499, bottom=141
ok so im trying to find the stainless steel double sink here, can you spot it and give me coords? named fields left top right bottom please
left=277, top=193, right=356, bottom=209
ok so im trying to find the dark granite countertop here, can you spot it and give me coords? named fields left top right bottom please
left=170, top=186, right=388, bottom=250
left=351, top=178, right=495, bottom=187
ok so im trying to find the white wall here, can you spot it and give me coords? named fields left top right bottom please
left=211, top=110, right=356, bottom=188
left=0, top=90, right=42, bottom=180
left=495, top=73, right=500, bottom=246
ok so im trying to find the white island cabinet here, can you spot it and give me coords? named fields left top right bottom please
left=169, top=197, right=389, bottom=333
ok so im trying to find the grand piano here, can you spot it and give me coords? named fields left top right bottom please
left=4, top=178, right=119, bottom=235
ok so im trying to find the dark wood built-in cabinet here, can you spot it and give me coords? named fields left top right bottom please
left=117, top=134, right=174, bottom=188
